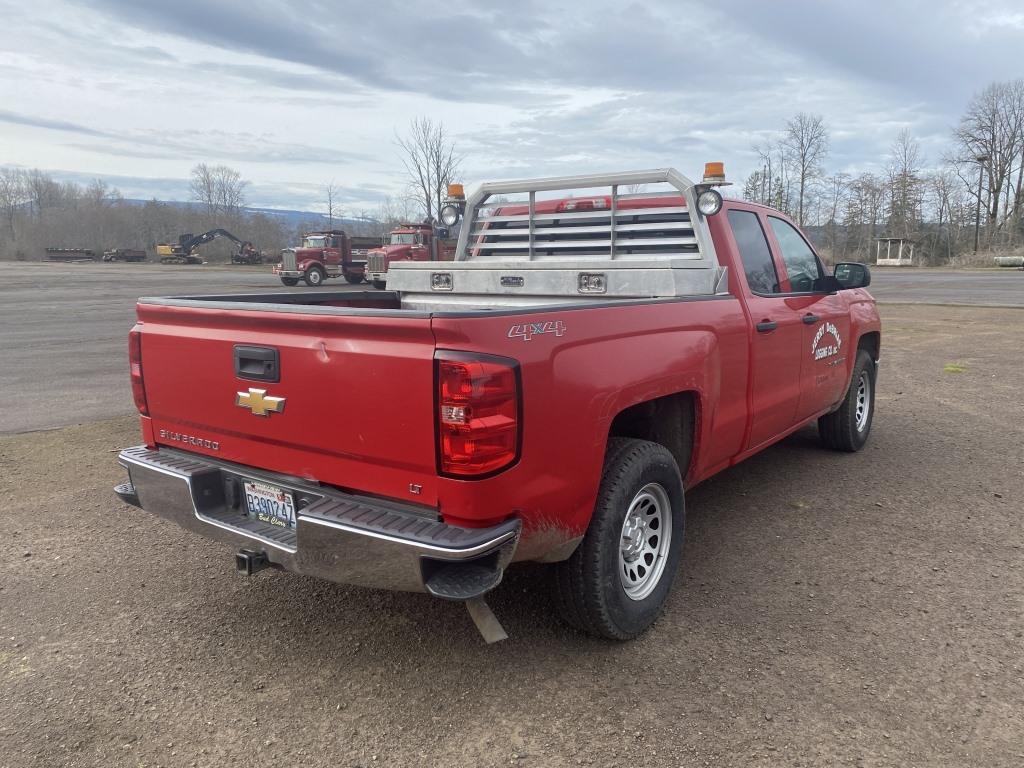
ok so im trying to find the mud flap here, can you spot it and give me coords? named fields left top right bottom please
left=465, top=597, right=508, bottom=644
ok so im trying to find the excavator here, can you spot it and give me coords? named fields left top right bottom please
left=156, top=229, right=263, bottom=265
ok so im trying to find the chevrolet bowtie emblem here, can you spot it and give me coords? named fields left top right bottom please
left=236, top=388, right=286, bottom=417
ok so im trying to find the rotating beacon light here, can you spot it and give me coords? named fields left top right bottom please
left=439, top=182, right=466, bottom=227
left=695, top=161, right=730, bottom=216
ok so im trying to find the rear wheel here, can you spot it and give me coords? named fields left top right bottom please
left=304, top=266, right=325, bottom=287
left=818, top=348, right=876, bottom=452
left=344, top=273, right=364, bottom=285
left=371, top=279, right=387, bottom=290
left=280, top=277, right=299, bottom=287
left=552, top=438, right=685, bottom=640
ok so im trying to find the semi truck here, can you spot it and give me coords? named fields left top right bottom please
left=365, top=223, right=456, bottom=289
left=273, top=230, right=380, bottom=287
left=103, top=248, right=148, bottom=262
left=114, top=164, right=879, bottom=642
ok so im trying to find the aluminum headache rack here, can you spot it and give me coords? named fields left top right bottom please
left=387, top=168, right=729, bottom=309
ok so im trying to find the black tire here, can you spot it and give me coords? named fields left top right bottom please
left=818, top=348, right=876, bottom=452
left=552, top=438, right=685, bottom=640
left=304, top=267, right=325, bottom=287
left=344, top=273, right=364, bottom=285
left=371, top=279, right=387, bottom=290
left=280, top=277, right=299, bottom=287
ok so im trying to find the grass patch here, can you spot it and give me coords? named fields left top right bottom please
left=943, top=362, right=968, bottom=373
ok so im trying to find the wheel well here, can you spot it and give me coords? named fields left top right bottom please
left=858, top=331, right=880, bottom=362
left=608, top=392, right=696, bottom=479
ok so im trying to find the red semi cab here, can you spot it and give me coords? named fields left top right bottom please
left=273, top=230, right=380, bottom=287
left=116, top=167, right=880, bottom=641
left=364, top=223, right=456, bottom=289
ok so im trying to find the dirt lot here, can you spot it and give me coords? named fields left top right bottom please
left=1, top=304, right=1022, bottom=767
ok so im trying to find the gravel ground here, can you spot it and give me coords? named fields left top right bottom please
left=1, top=304, right=1022, bottom=767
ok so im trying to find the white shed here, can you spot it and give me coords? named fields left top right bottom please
left=875, top=237, right=915, bottom=266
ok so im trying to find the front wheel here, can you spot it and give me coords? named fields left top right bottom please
left=280, top=277, right=299, bottom=287
left=304, top=267, right=325, bottom=287
left=552, top=438, right=685, bottom=640
left=818, top=348, right=876, bottom=452
left=344, top=273, right=364, bottom=285
left=371, top=279, right=387, bottom=290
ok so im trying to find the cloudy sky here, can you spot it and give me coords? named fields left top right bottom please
left=1, top=0, right=1022, bottom=212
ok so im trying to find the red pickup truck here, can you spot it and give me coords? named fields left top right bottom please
left=115, top=166, right=879, bottom=641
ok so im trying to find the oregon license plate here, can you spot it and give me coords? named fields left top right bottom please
left=243, top=480, right=296, bottom=529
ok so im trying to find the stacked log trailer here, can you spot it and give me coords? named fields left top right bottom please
left=45, top=248, right=97, bottom=262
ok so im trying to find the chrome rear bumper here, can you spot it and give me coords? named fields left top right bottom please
left=115, top=446, right=520, bottom=598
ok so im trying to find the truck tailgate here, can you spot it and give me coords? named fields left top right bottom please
left=136, top=302, right=439, bottom=505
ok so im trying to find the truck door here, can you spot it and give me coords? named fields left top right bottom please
left=324, top=235, right=342, bottom=275
left=764, top=216, right=853, bottom=421
left=726, top=209, right=805, bottom=450
left=411, top=232, right=429, bottom=262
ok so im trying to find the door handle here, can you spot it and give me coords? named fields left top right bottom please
left=802, top=314, right=820, bottom=325
left=234, top=345, right=280, bottom=382
left=755, top=320, right=777, bottom=333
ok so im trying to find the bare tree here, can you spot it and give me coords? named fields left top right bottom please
left=782, top=113, right=829, bottom=226
left=0, top=168, right=27, bottom=237
left=325, top=182, right=340, bottom=230
left=744, top=140, right=793, bottom=213
left=24, top=169, right=62, bottom=216
left=887, top=130, right=924, bottom=239
left=395, top=117, right=461, bottom=222
left=952, top=79, right=1024, bottom=246
left=190, top=163, right=246, bottom=220
left=823, top=172, right=850, bottom=259
left=189, top=163, right=218, bottom=217
left=212, top=165, right=247, bottom=218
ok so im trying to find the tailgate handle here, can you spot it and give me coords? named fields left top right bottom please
left=234, top=345, right=280, bottom=383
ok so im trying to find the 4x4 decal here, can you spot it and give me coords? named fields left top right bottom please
left=508, top=320, right=566, bottom=341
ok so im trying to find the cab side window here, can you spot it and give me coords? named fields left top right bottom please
left=768, top=217, right=823, bottom=293
left=728, top=209, right=780, bottom=295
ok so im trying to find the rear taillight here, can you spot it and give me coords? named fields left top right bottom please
left=436, top=352, right=520, bottom=477
left=128, top=327, right=149, bottom=416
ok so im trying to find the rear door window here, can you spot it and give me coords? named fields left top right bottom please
left=767, top=217, right=823, bottom=293
left=727, top=209, right=780, bottom=294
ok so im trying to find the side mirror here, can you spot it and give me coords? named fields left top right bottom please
left=834, top=262, right=871, bottom=289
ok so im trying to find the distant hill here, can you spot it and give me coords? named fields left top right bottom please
left=119, top=199, right=378, bottom=231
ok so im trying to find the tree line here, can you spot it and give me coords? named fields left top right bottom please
left=3, top=80, right=1022, bottom=265
left=0, top=164, right=408, bottom=262
left=0, top=165, right=294, bottom=262
left=0, top=120, right=459, bottom=262
left=742, top=79, right=1024, bottom=265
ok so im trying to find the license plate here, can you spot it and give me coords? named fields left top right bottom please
left=243, top=480, right=296, bottom=529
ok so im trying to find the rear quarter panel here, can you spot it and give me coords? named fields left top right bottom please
left=430, top=298, right=750, bottom=560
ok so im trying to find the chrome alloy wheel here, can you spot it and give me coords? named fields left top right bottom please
left=618, top=482, right=672, bottom=601
left=855, top=370, right=872, bottom=432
